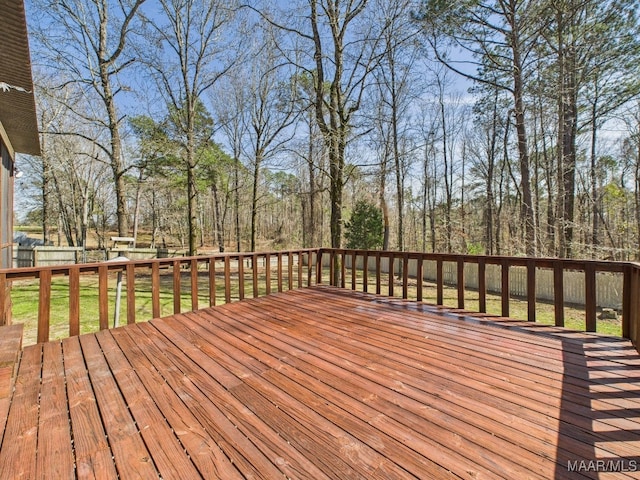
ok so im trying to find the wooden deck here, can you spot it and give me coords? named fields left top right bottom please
left=1, top=285, right=640, bottom=479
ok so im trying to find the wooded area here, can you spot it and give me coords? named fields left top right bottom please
left=15, top=0, right=640, bottom=260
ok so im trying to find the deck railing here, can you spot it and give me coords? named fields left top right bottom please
left=1, top=247, right=639, bottom=351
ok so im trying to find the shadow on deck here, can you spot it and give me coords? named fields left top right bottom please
left=1, top=285, right=639, bottom=479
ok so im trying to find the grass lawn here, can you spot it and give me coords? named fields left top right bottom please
left=10, top=266, right=622, bottom=346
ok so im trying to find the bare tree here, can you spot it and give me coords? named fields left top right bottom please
left=31, top=0, right=147, bottom=236
left=139, top=0, right=240, bottom=255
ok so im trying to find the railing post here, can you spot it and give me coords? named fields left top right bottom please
left=37, top=269, right=51, bottom=343
left=152, top=262, right=161, bottom=316
left=340, top=251, right=346, bottom=289
left=288, top=252, right=294, bottom=290
left=501, top=259, right=510, bottom=318
left=527, top=260, right=536, bottom=323
left=316, top=250, right=323, bottom=285
left=622, top=265, right=631, bottom=340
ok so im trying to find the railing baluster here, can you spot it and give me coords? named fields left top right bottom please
left=298, top=252, right=303, bottom=289
left=388, top=253, right=395, bottom=297
left=416, top=256, right=423, bottom=302
left=622, top=265, right=631, bottom=339
left=0, top=272, right=7, bottom=326
left=277, top=253, right=283, bottom=292
left=436, top=259, right=443, bottom=306
left=527, top=260, right=536, bottom=322
left=152, top=262, right=161, bottom=316
left=554, top=261, right=565, bottom=327
left=457, top=257, right=465, bottom=309
left=208, top=259, right=216, bottom=307
left=38, top=269, right=51, bottom=343
left=352, top=252, right=357, bottom=291
left=253, top=254, right=259, bottom=298
left=402, top=254, right=409, bottom=300
left=238, top=255, right=245, bottom=300
left=266, top=253, right=272, bottom=294
left=585, top=263, right=597, bottom=332
left=362, top=252, right=369, bottom=293
left=478, top=258, right=486, bottom=313
left=501, top=259, right=510, bottom=318
left=98, top=265, right=109, bottom=330
left=288, top=252, right=294, bottom=290
left=375, top=252, right=381, bottom=295
left=173, top=260, right=181, bottom=314
left=126, top=263, right=136, bottom=324
left=191, top=259, right=199, bottom=311
left=224, top=256, right=231, bottom=303
left=69, top=267, right=80, bottom=337
left=340, top=251, right=346, bottom=289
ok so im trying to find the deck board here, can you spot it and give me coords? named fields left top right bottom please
left=2, top=285, right=640, bottom=479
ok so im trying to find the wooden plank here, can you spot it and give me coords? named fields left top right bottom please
left=184, top=310, right=458, bottom=479
left=96, top=331, right=202, bottom=480
left=143, top=320, right=294, bottom=479
left=0, top=324, right=22, bottom=441
left=36, top=341, right=74, bottom=479
left=111, top=325, right=244, bottom=479
left=241, top=290, right=640, bottom=470
left=0, top=345, right=42, bottom=479
left=205, top=300, right=541, bottom=479
left=79, top=334, right=158, bottom=478
left=62, top=336, right=118, bottom=479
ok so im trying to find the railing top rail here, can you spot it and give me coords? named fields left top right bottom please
left=318, top=248, right=631, bottom=273
left=1, top=248, right=322, bottom=279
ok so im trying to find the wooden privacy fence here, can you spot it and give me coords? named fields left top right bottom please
left=1, top=247, right=639, bottom=352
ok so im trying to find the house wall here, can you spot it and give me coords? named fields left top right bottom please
left=0, top=136, right=13, bottom=270
left=0, top=134, right=13, bottom=325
